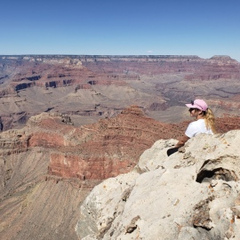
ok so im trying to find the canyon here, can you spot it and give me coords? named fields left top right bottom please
left=0, top=55, right=240, bottom=239
left=0, top=55, right=240, bottom=130
left=0, top=107, right=186, bottom=240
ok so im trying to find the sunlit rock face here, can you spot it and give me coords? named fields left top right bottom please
left=0, top=55, right=240, bottom=130
left=76, top=130, right=240, bottom=240
left=36, top=106, right=184, bottom=180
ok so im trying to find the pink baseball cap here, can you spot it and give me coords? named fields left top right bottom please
left=185, top=99, right=208, bottom=111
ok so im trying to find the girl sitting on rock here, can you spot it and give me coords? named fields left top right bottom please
left=167, top=99, right=216, bottom=156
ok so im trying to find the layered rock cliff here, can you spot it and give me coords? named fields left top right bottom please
left=0, top=106, right=185, bottom=240
left=76, top=130, right=240, bottom=240
left=1, top=54, right=240, bottom=240
left=1, top=55, right=240, bottom=130
left=0, top=104, right=239, bottom=240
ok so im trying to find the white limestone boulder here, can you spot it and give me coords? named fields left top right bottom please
left=76, top=130, right=240, bottom=240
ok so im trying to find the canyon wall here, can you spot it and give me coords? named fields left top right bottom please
left=0, top=107, right=185, bottom=240
left=0, top=55, right=240, bottom=239
left=0, top=55, right=240, bottom=130
left=0, top=105, right=239, bottom=239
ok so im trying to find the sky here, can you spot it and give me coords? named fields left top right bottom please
left=1, top=0, right=240, bottom=62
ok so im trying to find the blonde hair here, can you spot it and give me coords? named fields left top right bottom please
left=204, top=108, right=216, bottom=133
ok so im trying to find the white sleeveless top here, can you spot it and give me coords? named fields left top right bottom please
left=185, top=119, right=213, bottom=138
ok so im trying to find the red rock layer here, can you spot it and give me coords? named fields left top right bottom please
left=26, top=106, right=183, bottom=180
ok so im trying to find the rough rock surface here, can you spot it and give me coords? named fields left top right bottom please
left=76, top=130, right=240, bottom=240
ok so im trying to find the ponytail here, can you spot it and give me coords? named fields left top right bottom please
left=204, top=108, right=217, bottom=133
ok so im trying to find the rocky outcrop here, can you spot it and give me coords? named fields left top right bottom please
left=76, top=130, right=240, bottom=240
left=28, top=106, right=184, bottom=180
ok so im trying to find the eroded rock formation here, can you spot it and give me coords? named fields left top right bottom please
left=0, top=106, right=185, bottom=240
left=1, top=54, right=240, bottom=239
left=0, top=55, right=240, bottom=130
left=0, top=104, right=239, bottom=239
left=76, top=130, right=240, bottom=240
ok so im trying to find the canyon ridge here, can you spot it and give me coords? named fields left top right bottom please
left=0, top=55, right=240, bottom=130
left=0, top=55, right=240, bottom=239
